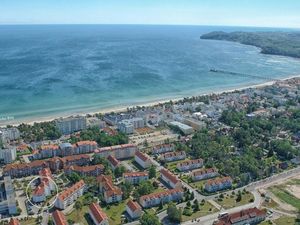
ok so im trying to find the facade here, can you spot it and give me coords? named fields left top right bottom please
left=205, top=177, right=233, bottom=193
left=89, top=202, right=109, bottom=225
left=169, top=121, right=194, bottom=135
left=214, top=207, right=266, bottom=225
left=134, top=151, right=151, bottom=169
left=55, top=180, right=86, bottom=209
left=3, top=160, right=49, bottom=178
left=139, top=188, right=184, bottom=208
left=160, top=169, right=182, bottom=189
left=107, top=155, right=120, bottom=170
left=97, top=175, right=122, bottom=204
left=0, top=128, right=20, bottom=143
left=52, top=210, right=69, bottom=225
left=152, top=144, right=174, bottom=154
left=176, top=159, right=203, bottom=172
left=191, top=168, right=218, bottom=181
left=8, top=218, right=20, bottom=225
left=0, top=176, right=17, bottom=215
left=0, top=147, right=17, bottom=164
left=55, top=116, right=87, bottom=135
left=126, top=200, right=142, bottom=219
left=161, top=151, right=186, bottom=162
left=118, top=118, right=145, bottom=134
left=64, top=164, right=104, bottom=177
left=95, top=144, right=137, bottom=159
left=123, top=172, right=149, bottom=184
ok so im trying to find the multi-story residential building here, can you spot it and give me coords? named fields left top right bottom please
left=8, top=218, right=20, bottom=225
left=191, top=168, right=218, bottom=181
left=32, top=168, right=55, bottom=203
left=3, top=160, right=49, bottom=178
left=176, top=159, right=203, bottom=172
left=0, top=128, right=20, bottom=143
left=139, top=188, right=184, bottom=208
left=59, top=143, right=74, bottom=156
left=135, top=151, right=151, bottom=169
left=152, top=144, right=174, bottom=154
left=60, top=154, right=91, bottom=168
left=38, top=144, right=60, bottom=159
left=123, top=172, right=149, bottom=184
left=160, top=151, right=186, bottom=162
left=169, top=121, right=194, bottom=135
left=55, top=180, right=86, bottom=209
left=52, top=210, right=69, bottom=225
left=205, top=177, right=233, bottom=193
left=107, top=155, right=120, bottom=170
left=214, top=207, right=266, bottom=225
left=0, top=176, right=17, bottom=215
left=97, top=175, right=122, bottom=204
left=126, top=200, right=142, bottom=219
left=95, top=144, right=137, bottom=159
left=75, top=141, right=97, bottom=154
left=0, top=147, right=17, bottom=164
left=55, top=116, right=87, bottom=135
left=89, top=202, right=109, bottom=225
left=64, top=164, right=104, bottom=177
left=160, top=169, right=182, bottom=189
left=118, top=118, right=145, bottom=134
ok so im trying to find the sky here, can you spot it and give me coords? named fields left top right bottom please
left=1, top=0, right=300, bottom=28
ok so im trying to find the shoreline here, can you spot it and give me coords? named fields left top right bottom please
left=1, top=74, right=300, bottom=127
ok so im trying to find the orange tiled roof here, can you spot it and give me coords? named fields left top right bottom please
left=135, top=151, right=150, bottom=162
left=57, top=180, right=85, bottom=201
left=89, top=202, right=108, bottom=224
left=8, top=218, right=20, bottom=225
left=124, top=171, right=148, bottom=178
left=177, top=159, right=203, bottom=167
left=140, top=188, right=183, bottom=201
left=160, top=169, right=180, bottom=185
left=52, top=210, right=69, bottom=225
left=127, top=200, right=141, bottom=212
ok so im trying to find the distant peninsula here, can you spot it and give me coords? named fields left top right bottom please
left=201, top=31, right=300, bottom=58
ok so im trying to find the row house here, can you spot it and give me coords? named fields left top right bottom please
left=139, top=188, right=184, bottom=208
left=64, top=164, right=104, bottom=177
left=75, top=141, right=97, bottom=154
left=32, top=168, right=56, bottom=203
left=123, top=172, right=149, bottom=185
left=55, top=180, right=86, bottom=209
left=89, top=202, right=109, bottom=225
left=126, top=200, right=143, bottom=219
left=152, top=144, right=174, bottom=154
left=160, top=169, right=182, bottom=189
left=107, top=155, right=120, bottom=170
left=214, top=207, right=266, bottom=225
left=95, top=144, right=137, bottom=159
left=97, top=175, right=122, bottom=204
left=52, top=210, right=69, bottom=225
left=191, top=168, right=218, bottom=181
left=176, top=159, right=203, bottom=172
left=134, top=151, right=151, bottom=169
left=205, top=177, right=233, bottom=193
left=160, top=151, right=186, bottom=162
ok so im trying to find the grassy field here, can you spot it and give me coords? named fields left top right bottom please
left=259, top=216, right=300, bottom=225
left=181, top=201, right=219, bottom=222
left=21, top=218, right=38, bottom=225
left=269, top=186, right=300, bottom=210
left=165, top=159, right=189, bottom=172
left=102, top=200, right=127, bottom=225
left=217, top=192, right=254, bottom=209
left=67, top=205, right=91, bottom=225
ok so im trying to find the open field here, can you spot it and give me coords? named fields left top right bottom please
left=181, top=201, right=219, bottom=222
left=260, top=216, right=300, bottom=225
left=103, top=200, right=127, bottom=225
left=269, top=186, right=300, bottom=210
left=217, top=192, right=254, bottom=209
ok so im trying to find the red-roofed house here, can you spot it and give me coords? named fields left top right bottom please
left=96, top=144, right=137, bottom=159
left=89, top=202, right=109, bottom=225
left=176, top=159, right=203, bottom=172
left=139, top=188, right=184, bottom=208
left=123, top=172, right=149, bottom=184
left=126, top=200, right=142, bottom=219
left=8, top=218, right=20, bottom=225
left=214, top=207, right=266, bottom=225
left=75, top=141, right=97, bottom=154
left=32, top=168, right=55, bottom=203
left=160, top=151, right=186, bottom=162
left=107, top=155, right=120, bottom=170
left=55, top=180, right=86, bottom=209
left=97, top=175, right=122, bottom=204
left=135, top=151, right=151, bottom=169
left=191, top=168, right=218, bottom=181
left=205, top=177, right=232, bottom=193
left=52, top=210, right=69, bottom=225
left=160, top=169, right=182, bottom=189
left=64, top=164, right=104, bottom=177
left=152, top=144, right=174, bottom=154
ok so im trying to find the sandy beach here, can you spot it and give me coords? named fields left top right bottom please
left=1, top=74, right=299, bottom=127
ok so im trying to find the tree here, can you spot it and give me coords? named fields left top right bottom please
left=149, top=165, right=156, bottom=179
left=193, top=199, right=200, bottom=212
left=140, top=213, right=161, bottom=225
left=114, top=166, right=126, bottom=178
left=121, top=181, right=133, bottom=199
left=67, top=172, right=81, bottom=184
left=134, top=181, right=154, bottom=198
left=74, top=201, right=82, bottom=220
left=167, top=202, right=182, bottom=223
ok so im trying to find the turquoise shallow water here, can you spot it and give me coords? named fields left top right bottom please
left=0, top=25, right=300, bottom=124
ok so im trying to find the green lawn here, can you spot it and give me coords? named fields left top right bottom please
left=66, top=205, right=91, bottom=225
left=102, top=200, right=127, bottom=225
left=269, top=186, right=300, bottom=210
left=217, top=192, right=254, bottom=209
left=181, top=201, right=219, bottom=222
left=165, top=159, right=188, bottom=172
left=259, top=216, right=300, bottom=225
left=20, top=218, right=38, bottom=225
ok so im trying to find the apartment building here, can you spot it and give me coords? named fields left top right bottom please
left=205, top=177, right=233, bottom=193
left=97, top=175, right=122, bottom=204
left=160, top=151, right=186, bottom=162
left=0, top=128, right=20, bottom=143
left=152, top=144, right=174, bottom=154
left=139, top=188, right=184, bottom=208
left=95, top=144, right=137, bottom=159
left=52, top=210, right=69, bottom=225
left=160, top=169, right=182, bottom=189
left=191, top=168, right=218, bottom=181
left=123, top=172, right=149, bottom=185
left=89, top=202, right=109, bottom=225
left=126, top=200, right=142, bottom=219
left=32, top=168, right=55, bottom=203
left=55, top=116, right=87, bottom=135
left=107, top=155, right=120, bottom=170
left=176, top=159, right=203, bottom=172
left=0, top=176, right=17, bottom=215
left=134, top=151, right=151, bottom=169
left=0, top=147, right=17, bottom=164
left=64, top=164, right=104, bottom=177
left=55, top=180, right=86, bottom=209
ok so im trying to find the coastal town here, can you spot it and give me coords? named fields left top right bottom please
left=0, top=77, right=300, bottom=225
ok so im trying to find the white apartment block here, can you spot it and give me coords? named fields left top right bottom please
left=191, top=168, right=218, bottom=181
left=96, top=144, right=137, bottom=159
left=160, top=169, right=182, bottom=189
left=135, top=151, right=151, bottom=169
left=55, top=116, right=87, bottom=135
left=161, top=151, right=186, bottom=162
left=123, top=172, right=149, bottom=185
left=0, top=147, right=17, bottom=164
left=176, top=159, right=203, bottom=172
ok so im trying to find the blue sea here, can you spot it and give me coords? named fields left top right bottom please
left=0, top=25, right=300, bottom=124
